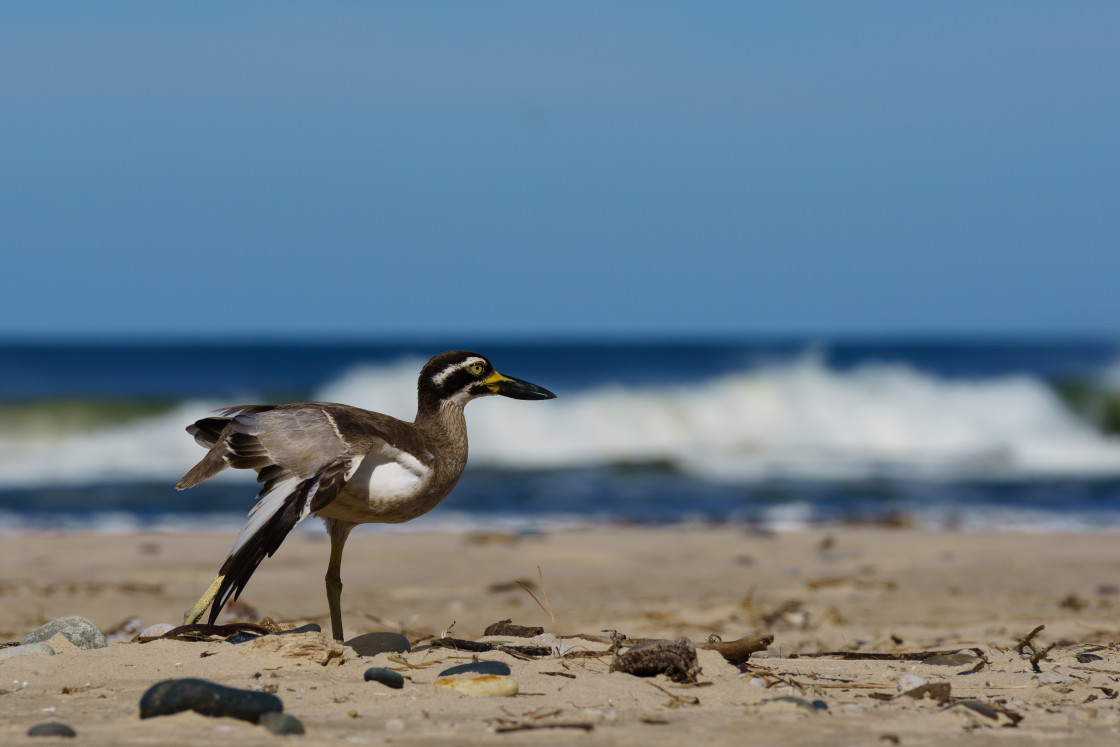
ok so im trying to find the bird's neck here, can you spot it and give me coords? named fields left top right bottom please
left=415, top=398, right=469, bottom=470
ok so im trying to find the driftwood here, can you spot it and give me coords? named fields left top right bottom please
left=699, top=634, right=773, bottom=665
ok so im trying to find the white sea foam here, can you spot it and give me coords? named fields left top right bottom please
left=2, top=356, right=1120, bottom=488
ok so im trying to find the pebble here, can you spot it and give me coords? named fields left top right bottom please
left=277, top=623, right=322, bottom=636
left=923, top=653, right=977, bottom=667
left=433, top=675, right=519, bottom=697
left=139, top=678, right=284, bottom=723
left=24, top=616, right=107, bottom=650
left=140, top=623, right=177, bottom=639
left=346, top=632, right=411, bottom=657
left=258, top=711, right=305, bottom=735
left=364, top=667, right=405, bottom=689
left=1076, top=653, right=1104, bottom=663
left=897, top=674, right=928, bottom=692
left=27, top=722, right=77, bottom=738
left=438, top=661, right=511, bottom=677
left=0, top=643, right=55, bottom=661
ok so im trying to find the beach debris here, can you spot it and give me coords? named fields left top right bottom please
left=346, top=631, right=411, bottom=657
left=258, top=711, right=306, bottom=735
left=1076, top=653, right=1104, bottom=663
left=439, top=661, right=512, bottom=677
left=492, top=720, right=596, bottom=733
left=901, top=682, right=953, bottom=704
left=923, top=653, right=978, bottom=667
left=610, top=637, right=700, bottom=684
left=487, top=579, right=536, bottom=593
left=484, top=619, right=545, bottom=638
left=363, top=667, right=405, bottom=689
left=0, top=643, right=55, bottom=661
left=1029, top=643, right=1058, bottom=673
left=143, top=621, right=275, bottom=643
left=434, top=674, right=519, bottom=697
left=699, top=634, right=773, bottom=666
left=517, top=566, right=557, bottom=628
left=429, top=637, right=551, bottom=658
left=24, top=616, right=106, bottom=650
left=139, top=678, right=283, bottom=723
left=943, top=699, right=1022, bottom=727
left=27, top=722, right=77, bottom=738
left=244, top=630, right=345, bottom=666
left=1016, top=624, right=1046, bottom=655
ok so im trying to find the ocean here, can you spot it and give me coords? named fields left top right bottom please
left=3, top=338, right=1120, bottom=533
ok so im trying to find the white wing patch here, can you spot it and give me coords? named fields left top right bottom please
left=224, top=475, right=311, bottom=563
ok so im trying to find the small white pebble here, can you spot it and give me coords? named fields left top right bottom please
left=897, top=674, right=928, bottom=692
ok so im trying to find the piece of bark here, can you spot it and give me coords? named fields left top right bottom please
left=484, top=619, right=546, bottom=638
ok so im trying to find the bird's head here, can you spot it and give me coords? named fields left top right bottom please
left=420, top=350, right=556, bottom=409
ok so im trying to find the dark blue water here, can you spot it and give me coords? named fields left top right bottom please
left=2, top=338, right=1120, bottom=531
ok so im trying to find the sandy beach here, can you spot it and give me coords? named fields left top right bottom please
left=2, top=525, right=1120, bottom=745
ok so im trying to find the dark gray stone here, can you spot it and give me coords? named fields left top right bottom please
left=259, top=711, right=305, bottom=735
left=28, top=722, right=77, bottom=737
left=438, top=660, right=511, bottom=677
left=24, top=616, right=106, bottom=650
left=139, top=678, right=283, bottom=723
left=0, top=643, right=55, bottom=661
left=346, top=632, right=411, bottom=657
left=226, top=633, right=259, bottom=644
left=277, top=623, right=321, bottom=636
left=363, top=667, right=405, bottom=689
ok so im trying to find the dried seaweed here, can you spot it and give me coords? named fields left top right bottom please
left=428, top=637, right=551, bottom=657
left=609, top=637, right=701, bottom=684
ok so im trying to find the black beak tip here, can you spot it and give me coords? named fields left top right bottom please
left=499, top=378, right=557, bottom=401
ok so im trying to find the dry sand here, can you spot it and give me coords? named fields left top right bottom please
left=2, top=525, right=1120, bottom=745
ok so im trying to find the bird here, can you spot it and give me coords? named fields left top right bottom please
left=176, top=350, right=556, bottom=641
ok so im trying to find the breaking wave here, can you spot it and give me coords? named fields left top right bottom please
left=3, top=355, right=1120, bottom=488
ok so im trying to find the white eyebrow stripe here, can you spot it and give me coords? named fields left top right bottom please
left=430, top=357, right=486, bottom=386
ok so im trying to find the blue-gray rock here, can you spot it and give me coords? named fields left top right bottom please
left=0, top=643, right=55, bottom=661
left=139, top=678, right=283, bottom=723
left=27, top=722, right=76, bottom=737
left=346, top=632, right=411, bottom=656
left=24, top=616, right=107, bottom=650
left=258, top=711, right=305, bottom=735
left=438, top=660, right=511, bottom=677
left=363, top=667, right=405, bottom=689
left=277, top=623, right=321, bottom=636
left=226, top=633, right=260, bottom=644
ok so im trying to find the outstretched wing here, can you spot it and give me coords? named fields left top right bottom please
left=176, top=403, right=383, bottom=622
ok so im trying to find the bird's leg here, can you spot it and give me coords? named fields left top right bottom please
left=184, top=573, right=226, bottom=624
left=325, top=519, right=356, bottom=642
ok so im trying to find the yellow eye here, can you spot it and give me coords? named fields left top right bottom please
left=467, top=363, right=485, bottom=376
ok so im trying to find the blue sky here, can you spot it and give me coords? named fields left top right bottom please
left=2, top=2, right=1118, bottom=339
